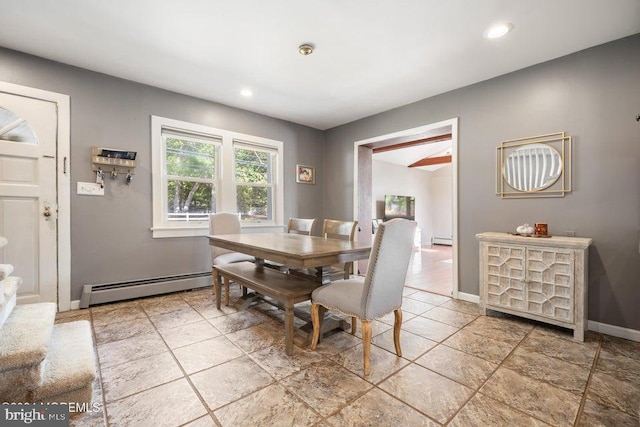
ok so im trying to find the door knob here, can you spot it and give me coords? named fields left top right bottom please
left=43, top=205, right=52, bottom=218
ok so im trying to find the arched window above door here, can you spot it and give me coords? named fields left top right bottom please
left=0, top=107, right=38, bottom=144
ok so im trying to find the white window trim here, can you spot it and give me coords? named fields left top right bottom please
left=151, top=116, right=284, bottom=238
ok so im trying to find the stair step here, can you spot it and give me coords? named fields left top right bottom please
left=0, top=302, right=56, bottom=371
left=0, top=302, right=56, bottom=402
left=36, top=321, right=96, bottom=406
left=0, top=276, right=22, bottom=328
left=0, top=264, right=14, bottom=281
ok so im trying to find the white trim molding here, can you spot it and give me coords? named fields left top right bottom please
left=0, top=81, right=71, bottom=311
left=588, top=320, right=640, bottom=342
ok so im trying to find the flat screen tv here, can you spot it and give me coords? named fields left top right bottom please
left=384, top=195, right=415, bottom=221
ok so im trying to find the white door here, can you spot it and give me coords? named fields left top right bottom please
left=0, top=92, right=58, bottom=304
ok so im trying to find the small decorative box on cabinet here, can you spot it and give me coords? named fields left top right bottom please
left=476, top=232, right=592, bottom=341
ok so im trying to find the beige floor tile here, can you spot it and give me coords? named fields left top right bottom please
left=90, top=299, right=140, bottom=314
left=55, top=312, right=92, bottom=325
left=401, top=316, right=459, bottom=342
left=93, top=316, right=156, bottom=345
left=416, top=344, right=497, bottom=389
left=401, top=297, right=437, bottom=315
left=504, top=345, right=591, bottom=393
left=139, top=295, right=192, bottom=316
left=372, top=329, right=437, bottom=361
left=379, top=363, right=473, bottom=424
left=56, top=308, right=91, bottom=320
left=97, top=332, right=166, bottom=369
left=327, top=387, right=438, bottom=427
left=462, top=315, right=531, bottom=345
left=106, top=378, right=207, bottom=426
left=402, top=287, right=419, bottom=297
left=578, top=397, right=639, bottom=427
left=439, top=299, right=480, bottom=315
left=214, top=383, right=319, bottom=427
left=311, top=330, right=361, bottom=357
left=519, top=329, right=598, bottom=367
left=449, top=393, right=550, bottom=427
left=191, top=300, right=238, bottom=319
left=480, top=367, right=581, bottom=425
left=158, top=319, right=221, bottom=349
left=226, top=321, right=285, bottom=353
left=208, top=310, right=269, bottom=334
left=421, top=306, right=477, bottom=328
left=329, top=343, right=409, bottom=384
left=91, top=305, right=147, bottom=327
left=190, top=356, right=274, bottom=410
left=248, top=344, right=325, bottom=381
left=405, top=291, right=451, bottom=305
left=377, top=309, right=417, bottom=325
left=443, top=329, right=516, bottom=363
left=101, top=351, right=183, bottom=402
left=596, top=345, right=640, bottom=384
left=148, top=306, right=205, bottom=331
left=601, top=334, right=640, bottom=361
left=173, top=335, right=243, bottom=374
left=587, top=370, right=640, bottom=416
left=182, top=415, right=217, bottom=427
left=280, top=359, right=372, bottom=417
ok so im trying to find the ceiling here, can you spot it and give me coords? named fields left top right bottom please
left=0, top=1, right=639, bottom=130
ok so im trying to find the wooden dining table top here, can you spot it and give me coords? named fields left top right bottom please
left=207, top=232, right=372, bottom=270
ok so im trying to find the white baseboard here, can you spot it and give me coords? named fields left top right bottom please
left=456, top=292, right=480, bottom=304
left=70, top=300, right=81, bottom=310
left=588, top=320, right=640, bottom=342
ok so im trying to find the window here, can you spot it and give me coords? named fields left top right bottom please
left=234, top=142, right=276, bottom=223
left=151, top=116, right=283, bottom=238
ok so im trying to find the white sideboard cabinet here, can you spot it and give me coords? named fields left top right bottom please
left=476, top=232, right=592, bottom=341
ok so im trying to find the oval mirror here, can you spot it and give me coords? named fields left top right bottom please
left=503, top=143, right=562, bottom=192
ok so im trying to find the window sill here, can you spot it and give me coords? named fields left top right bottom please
left=151, top=226, right=209, bottom=238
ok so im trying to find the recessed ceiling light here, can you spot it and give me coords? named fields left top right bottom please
left=298, top=44, right=314, bottom=56
left=484, top=23, right=514, bottom=39
left=240, top=89, right=253, bottom=97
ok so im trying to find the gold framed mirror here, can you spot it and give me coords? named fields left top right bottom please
left=496, top=132, right=572, bottom=198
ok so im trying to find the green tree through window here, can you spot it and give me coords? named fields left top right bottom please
left=165, top=137, right=216, bottom=221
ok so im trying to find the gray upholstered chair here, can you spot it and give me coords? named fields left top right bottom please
left=322, top=219, right=358, bottom=280
left=210, top=212, right=254, bottom=305
left=310, top=218, right=417, bottom=376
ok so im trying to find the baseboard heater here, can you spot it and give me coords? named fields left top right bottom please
left=80, top=271, right=211, bottom=308
left=432, top=237, right=453, bottom=246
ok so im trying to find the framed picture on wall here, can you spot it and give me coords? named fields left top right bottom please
left=296, top=164, right=315, bottom=184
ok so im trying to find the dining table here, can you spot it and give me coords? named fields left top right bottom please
left=207, top=232, right=372, bottom=284
left=207, top=232, right=372, bottom=348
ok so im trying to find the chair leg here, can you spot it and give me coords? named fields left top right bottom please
left=224, top=277, right=230, bottom=306
left=351, top=316, right=357, bottom=334
left=310, top=303, right=321, bottom=350
left=393, top=309, right=403, bottom=357
left=362, top=319, right=372, bottom=376
left=212, top=268, right=221, bottom=310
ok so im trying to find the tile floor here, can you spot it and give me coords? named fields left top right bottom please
left=57, top=286, right=640, bottom=427
left=405, top=245, right=453, bottom=296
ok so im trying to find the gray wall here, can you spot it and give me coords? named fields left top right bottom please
left=324, top=34, right=640, bottom=330
left=0, top=47, right=325, bottom=300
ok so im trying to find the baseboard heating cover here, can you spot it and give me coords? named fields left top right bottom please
left=80, top=271, right=211, bottom=308
left=432, top=237, right=453, bottom=246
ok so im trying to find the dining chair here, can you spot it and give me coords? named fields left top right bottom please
left=322, top=219, right=358, bottom=280
left=287, top=217, right=317, bottom=236
left=210, top=212, right=254, bottom=305
left=265, top=217, right=318, bottom=272
left=310, top=218, right=417, bottom=376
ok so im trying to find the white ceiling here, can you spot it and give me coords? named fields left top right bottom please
left=0, top=1, right=639, bottom=130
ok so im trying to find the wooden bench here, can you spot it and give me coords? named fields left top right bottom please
left=213, top=261, right=321, bottom=355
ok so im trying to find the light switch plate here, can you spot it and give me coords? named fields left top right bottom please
left=77, top=182, right=104, bottom=196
